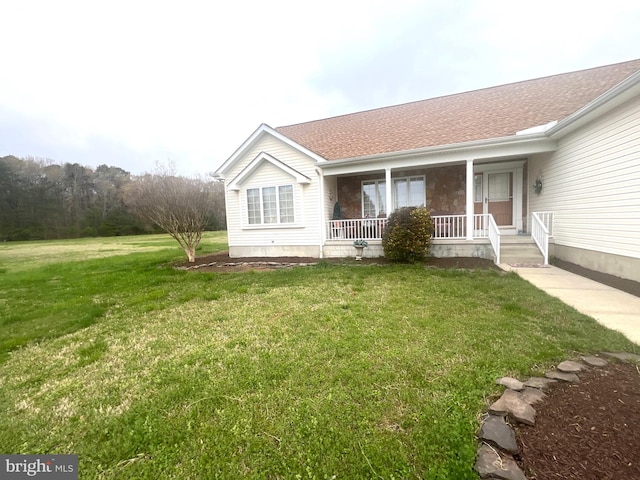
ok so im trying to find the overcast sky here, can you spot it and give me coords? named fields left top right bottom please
left=1, top=0, right=639, bottom=176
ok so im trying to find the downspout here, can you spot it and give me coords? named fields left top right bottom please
left=315, top=167, right=325, bottom=258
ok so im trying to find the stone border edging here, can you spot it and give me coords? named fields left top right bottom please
left=474, top=352, right=640, bottom=480
left=176, top=261, right=318, bottom=271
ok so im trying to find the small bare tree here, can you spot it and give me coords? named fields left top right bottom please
left=125, top=163, right=218, bottom=262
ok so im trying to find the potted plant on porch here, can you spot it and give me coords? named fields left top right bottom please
left=353, top=239, right=368, bottom=260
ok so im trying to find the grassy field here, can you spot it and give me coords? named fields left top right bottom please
left=0, top=233, right=636, bottom=479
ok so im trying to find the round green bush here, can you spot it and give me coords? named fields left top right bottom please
left=382, top=207, right=434, bottom=262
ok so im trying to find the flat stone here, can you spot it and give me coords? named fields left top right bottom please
left=479, top=416, right=518, bottom=454
left=523, top=376, right=557, bottom=391
left=601, top=352, right=640, bottom=363
left=520, top=386, right=547, bottom=405
left=581, top=355, right=608, bottom=367
left=488, top=389, right=536, bottom=426
left=496, top=377, right=524, bottom=391
left=475, top=444, right=527, bottom=480
left=545, top=370, right=580, bottom=383
left=557, top=360, right=585, bottom=373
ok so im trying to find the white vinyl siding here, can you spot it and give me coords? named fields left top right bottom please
left=529, top=94, right=640, bottom=259
left=223, top=134, right=322, bottom=253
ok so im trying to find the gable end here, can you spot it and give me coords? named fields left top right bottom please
left=228, top=152, right=311, bottom=191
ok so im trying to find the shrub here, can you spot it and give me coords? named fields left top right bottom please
left=382, top=207, right=434, bottom=262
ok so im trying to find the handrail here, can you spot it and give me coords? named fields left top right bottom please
left=531, top=212, right=550, bottom=265
left=487, top=215, right=501, bottom=264
left=533, top=211, right=554, bottom=236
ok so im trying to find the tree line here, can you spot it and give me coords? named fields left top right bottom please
left=0, top=155, right=226, bottom=242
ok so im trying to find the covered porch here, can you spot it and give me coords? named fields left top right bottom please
left=319, top=155, right=554, bottom=264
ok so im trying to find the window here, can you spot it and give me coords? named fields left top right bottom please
left=488, top=173, right=511, bottom=201
left=362, top=180, right=386, bottom=217
left=393, top=176, right=425, bottom=208
left=361, top=176, right=426, bottom=217
left=474, top=174, right=483, bottom=203
left=247, top=185, right=294, bottom=225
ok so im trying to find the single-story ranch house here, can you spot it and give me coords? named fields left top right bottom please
left=214, top=59, right=640, bottom=283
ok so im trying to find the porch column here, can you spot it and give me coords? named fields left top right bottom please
left=315, top=167, right=325, bottom=258
left=385, top=168, right=392, bottom=216
left=466, top=159, right=474, bottom=240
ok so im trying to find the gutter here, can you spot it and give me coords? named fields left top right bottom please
left=315, top=132, right=553, bottom=168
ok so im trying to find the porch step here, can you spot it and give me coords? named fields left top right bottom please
left=500, top=236, right=545, bottom=265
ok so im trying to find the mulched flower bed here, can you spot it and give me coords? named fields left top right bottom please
left=515, top=362, right=640, bottom=480
left=175, top=252, right=501, bottom=272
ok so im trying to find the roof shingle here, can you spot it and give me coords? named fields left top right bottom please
left=275, top=59, right=640, bottom=160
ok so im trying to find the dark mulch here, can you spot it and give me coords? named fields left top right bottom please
left=515, top=362, right=640, bottom=480
left=553, top=259, right=640, bottom=298
left=177, top=252, right=501, bottom=272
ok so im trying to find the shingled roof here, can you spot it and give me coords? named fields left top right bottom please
left=276, top=59, right=640, bottom=160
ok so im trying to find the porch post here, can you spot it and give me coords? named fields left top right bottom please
left=385, top=168, right=392, bottom=216
left=316, top=167, right=325, bottom=258
left=466, top=159, right=474, bottom=240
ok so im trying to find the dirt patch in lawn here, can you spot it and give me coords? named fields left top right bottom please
left=175, top=252, right=502, bottom=272
left=515, top=361, right=640, bottom=480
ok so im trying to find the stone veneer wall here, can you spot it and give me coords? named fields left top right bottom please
left=336, top=165, right=467, bottom=218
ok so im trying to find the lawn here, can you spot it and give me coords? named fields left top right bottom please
left=0, top=233, right=636, bottom=479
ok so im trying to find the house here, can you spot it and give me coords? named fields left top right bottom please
left=214, top=59, right=640, bottom=283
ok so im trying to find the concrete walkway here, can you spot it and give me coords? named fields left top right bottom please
left=501, top=265, right=640, bottom=345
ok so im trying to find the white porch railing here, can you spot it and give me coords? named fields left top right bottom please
left=325, top=214, right=498, bottom=241
left=534, top=211, right=554, bottom=236
left=487, top=215, right=501, bottom=264
left=531, top=212, right=551, bottom=265
left=326, top=218, right=387, bottom=240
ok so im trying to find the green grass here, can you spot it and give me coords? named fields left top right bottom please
left=0, top=233, right=636, bottom=479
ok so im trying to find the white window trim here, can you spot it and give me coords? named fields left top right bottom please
left=361, top=175, right=427, bottom=217
left=361, top=179, right=386, bottom=218
left=392, top=175, right=426, bottom=210
left=246, top=184, right=295, bottom=226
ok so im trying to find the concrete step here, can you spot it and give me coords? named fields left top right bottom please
left=500, top=235, right=536, bottom=244
left=500, top=237, right=544, bottom=264
left=501, top=256, right=545, bottom=265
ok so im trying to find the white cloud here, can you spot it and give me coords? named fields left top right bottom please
left=1, top=0, right=639, bottom=175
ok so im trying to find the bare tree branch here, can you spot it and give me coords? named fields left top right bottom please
left=124, top=165, right=222, bottom=262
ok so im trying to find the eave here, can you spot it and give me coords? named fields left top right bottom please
left=547, top=69, right=640, bottom=138
left=214, top=123, right=326, bottom=180
left=317, top=133, right=557, bottom=175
